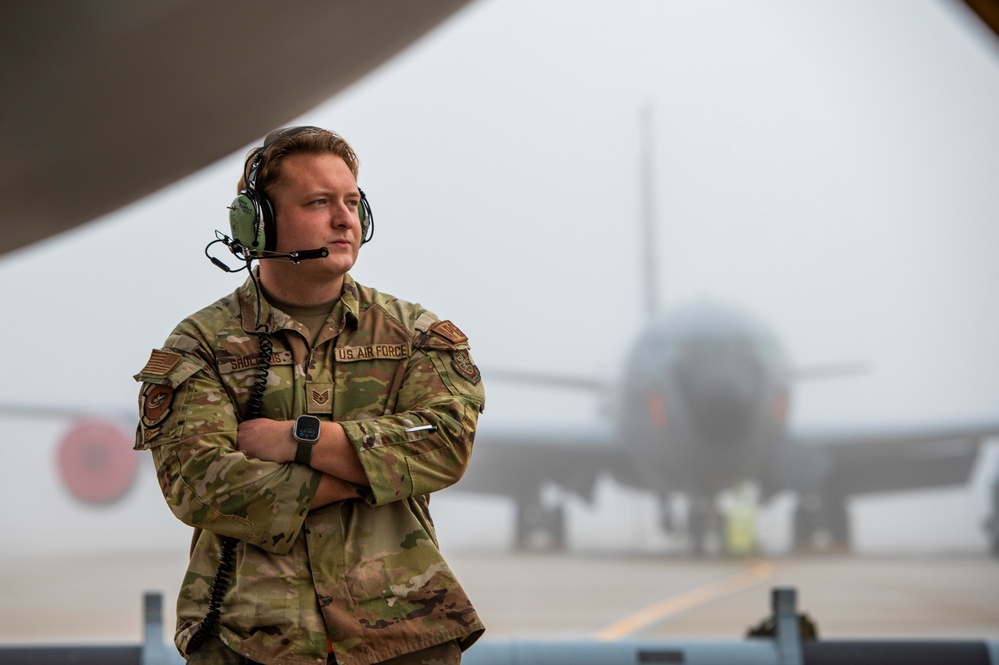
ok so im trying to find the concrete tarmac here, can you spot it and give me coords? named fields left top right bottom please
left=1, top=550, right=997, bottom=648
left=455, top=552, right=999, bottom=641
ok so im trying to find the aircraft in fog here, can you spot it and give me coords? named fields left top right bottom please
left=459, top=109, right=999, bottom=556
left=466, top=299, right=999, bottom=554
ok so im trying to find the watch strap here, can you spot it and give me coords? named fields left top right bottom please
left=295, top=439, right=314, bottom=466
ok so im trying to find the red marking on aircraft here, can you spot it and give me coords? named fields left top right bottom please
left=56, top=420, right=137, bottom=504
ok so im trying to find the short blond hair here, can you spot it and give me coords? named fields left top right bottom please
left=237, top=126, right=359, bottom=195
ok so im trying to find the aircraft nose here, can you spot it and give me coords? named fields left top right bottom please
left=675, top=360, right=763, bottom=443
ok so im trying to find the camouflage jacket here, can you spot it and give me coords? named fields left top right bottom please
left=134, top=273, right=485, bottom=665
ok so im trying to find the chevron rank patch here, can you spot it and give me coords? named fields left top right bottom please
left=308, top=383, right=333, bottom=414
left=429, top=320, right=468, bottom=345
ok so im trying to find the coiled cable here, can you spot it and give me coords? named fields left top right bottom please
left=186, top=269, right=272, bottom=654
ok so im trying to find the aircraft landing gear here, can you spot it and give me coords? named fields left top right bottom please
left=515, top=495, right=566, bottom=550
left=658, top=495, right=676, bottom=534
left=688, top=496, right=722, bottom=556
left=793, top=491, right=850, bottom=552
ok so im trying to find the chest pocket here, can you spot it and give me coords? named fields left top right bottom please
left=217, top=348, right=297, bottom=422
left=333, top=343, right=410, bottom=419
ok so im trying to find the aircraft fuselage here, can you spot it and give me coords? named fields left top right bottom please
left=614, top=302, right=791, bottom=498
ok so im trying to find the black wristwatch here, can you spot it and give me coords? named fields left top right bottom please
left=293, top=415, right=322, bottom=465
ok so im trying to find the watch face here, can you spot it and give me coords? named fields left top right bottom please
left=295, top=416, right=322, bottom=442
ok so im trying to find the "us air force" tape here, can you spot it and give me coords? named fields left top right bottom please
left=335, top=344, right=409, bottom=362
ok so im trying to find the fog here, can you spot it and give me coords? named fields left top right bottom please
left=2, top=0, right=999, bottom=567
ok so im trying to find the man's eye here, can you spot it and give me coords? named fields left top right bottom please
left=310, top=199, right=327, bottom=206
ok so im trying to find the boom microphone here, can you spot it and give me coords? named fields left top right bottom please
left=261, top=247, right=329, bottom=263
left=205, top=232, right=329, bottom=273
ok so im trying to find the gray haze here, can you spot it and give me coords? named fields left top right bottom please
left=2, top=0, right=999, bottom=556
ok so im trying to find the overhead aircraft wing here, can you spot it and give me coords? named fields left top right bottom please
left=0, top=0, right=471, bottom=256
left=962, top=0, right=999, bottom=42
left=783, top=418, right=999, bottom=496
left=461, top=421, right=631, bottom=502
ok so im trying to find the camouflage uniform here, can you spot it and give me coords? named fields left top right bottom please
left=134, top=273, right=485, bottom=665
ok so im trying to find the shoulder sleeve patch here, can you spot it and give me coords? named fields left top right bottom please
left=133, top=349, right=206, bottom=387
left=133, top=349, right=207, bottom=447
left=138, top=349, right=181, bottom=378
left=140, top=383, right=175, bottom=429
left=429, top=320, right=468, bottom=345
left=451, top=349, right=481, bottom=385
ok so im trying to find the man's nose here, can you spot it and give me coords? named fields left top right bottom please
left=330, top=201, right=356, bottom=228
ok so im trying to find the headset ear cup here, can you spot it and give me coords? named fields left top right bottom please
left=229, top=190, right=277, bottom=253
left=229, top=192, right=260, bottom=250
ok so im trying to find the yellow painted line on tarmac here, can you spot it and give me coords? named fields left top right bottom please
left=591, top=559, right=774, bottom=641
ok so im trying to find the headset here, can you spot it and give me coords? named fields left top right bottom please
left=207, top=126, right=374, bottom=271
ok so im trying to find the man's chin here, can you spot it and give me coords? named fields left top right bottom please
left=315, top=256, right=357, bottom=279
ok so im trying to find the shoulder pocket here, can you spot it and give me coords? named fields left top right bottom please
left=133, top=349, right=206, bottom=450
left=413, top=320, right=484, bottom=410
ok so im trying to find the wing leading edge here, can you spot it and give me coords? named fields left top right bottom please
left=0, top=0, right=471, bottom=255
left=784, top=418, right=999, bottom=497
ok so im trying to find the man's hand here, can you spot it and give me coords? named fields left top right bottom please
left=312, top=475, right=361, bottom=508
left=236, top=418, right=295, bottom=464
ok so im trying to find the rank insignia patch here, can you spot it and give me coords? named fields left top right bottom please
left=451, top=350, right=481, bottom=385
left=307, top=383, right=333, bottom=414
left=141, top=383, right=174, bottom=428
left=430, top=320, right=468, bottom=345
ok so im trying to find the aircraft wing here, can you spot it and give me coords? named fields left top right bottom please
left=782, top=418, right=999, bottom=497
left=963, top=0, right=999, bottom=42
left=461, top=421, right=631, bottom=502
left=0, top=0, right=471, bottom=256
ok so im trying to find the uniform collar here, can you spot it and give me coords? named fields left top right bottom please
left=238, top=270, right=360, bottom=335
left=338, top=273, right=360, bottom=330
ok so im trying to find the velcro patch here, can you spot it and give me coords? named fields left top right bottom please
left=140, top=350, right=180, bottom=378
left=218, top=350, right=293, bottom=374
left=141, top=383, right=174, bottom=429
left=451, top=349, right=481, bottom=385
left=335, top=344, right=408, bottom=363
left=308, top=383, right=333, bottom=414
left=429, top=320, right=468, bottom=345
